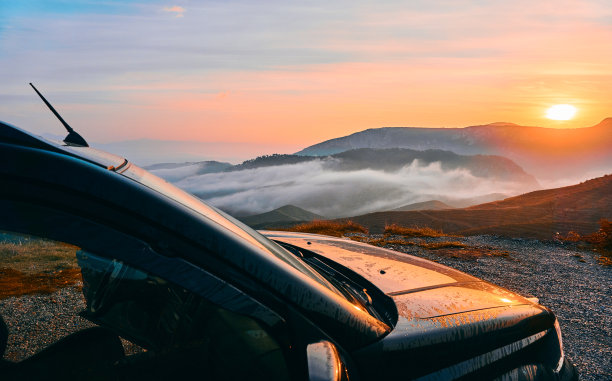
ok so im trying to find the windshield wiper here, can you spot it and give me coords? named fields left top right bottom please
left=275, top=240, right=385, bottom=320
left=301, top=255, right=384, bottom=320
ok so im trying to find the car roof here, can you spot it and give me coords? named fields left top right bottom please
left=0, top=120, right=309, bottom=268
left=0, top=121, right=125, bottom=169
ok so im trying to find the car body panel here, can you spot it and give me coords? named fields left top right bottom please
left=391, top=284, right=530, bottom=319
left=62, top=145, right=126, bottom=169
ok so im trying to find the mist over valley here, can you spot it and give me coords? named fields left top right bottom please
left=148, top=146, right=541, bottom=218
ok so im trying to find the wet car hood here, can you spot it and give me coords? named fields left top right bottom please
left=262, top=231, right=534, bottom=319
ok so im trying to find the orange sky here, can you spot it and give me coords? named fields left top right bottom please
left=2, top=1, right=612, bottom=150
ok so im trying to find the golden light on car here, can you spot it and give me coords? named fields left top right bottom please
left=545, top=104, right=577, bottom=120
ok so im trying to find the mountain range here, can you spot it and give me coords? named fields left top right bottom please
left=150, top=148, right=538, bottom=185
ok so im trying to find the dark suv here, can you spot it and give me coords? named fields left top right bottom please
left=0, top=117, right=577, bottom=380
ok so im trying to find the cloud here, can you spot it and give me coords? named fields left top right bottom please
left=153, top=159, right=533, bottom=218
left=2, top=0, right=612, bottom=142
left=162, top=6, right=185, bottom=17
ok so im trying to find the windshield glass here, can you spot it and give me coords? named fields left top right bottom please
left=120, top=164, right=341, bottom=295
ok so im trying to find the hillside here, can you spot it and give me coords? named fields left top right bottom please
left=296, top=119, right=612, bottom=180
left=442, top=193, right=509, bottom=208
left=343, top=174, right=612, bottom=239
left=391, top=200, right=454, bottom=211
left=240, top=205, right=324, bottom=229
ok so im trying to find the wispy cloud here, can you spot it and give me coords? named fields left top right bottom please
left=162, top=5, right=185, bottom=18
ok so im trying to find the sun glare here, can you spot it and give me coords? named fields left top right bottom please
left=545, top=104, right=577, bottom=120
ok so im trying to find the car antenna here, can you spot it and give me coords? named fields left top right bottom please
left=29, top=82, right=89, bottom=147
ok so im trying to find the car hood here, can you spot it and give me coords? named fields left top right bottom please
left=262, top=231, right=534, bottom=319
left=263, top=232, right=555, bottom=379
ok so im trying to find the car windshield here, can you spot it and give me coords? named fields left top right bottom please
left=120, top=164, right=341, bottom=296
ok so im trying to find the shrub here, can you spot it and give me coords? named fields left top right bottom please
left=560, top=219, right=611, bottom=266
left=384, top=224, right=452, bottom=238
left=598, top=218, right=612, bottom=250
left=286, top=220, right=368, bottom=237
left=562, top=231, right=582, bottom=242
left=419, top=241, right=468, bottom=250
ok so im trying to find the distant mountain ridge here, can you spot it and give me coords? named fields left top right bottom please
left=240, top=205, right=324, bottom=229
left=152, top=148, right=538, bottom=186
left=327, top=148, right=538, bottom=185
left=296, top=119, right=612, bottom=180
left=391, top=200, right=454, bottom=212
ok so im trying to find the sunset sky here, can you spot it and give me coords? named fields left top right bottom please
left=1, top=0, right=611, bottom=156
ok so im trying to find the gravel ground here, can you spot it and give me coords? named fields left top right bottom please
left=1, top=235, right=610, bottom=380
left=369, top=234, right=612, bottom=381
left=0, top=285, right=95, bottom=361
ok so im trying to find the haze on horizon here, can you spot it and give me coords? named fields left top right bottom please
left=1, top=0, right=612, bottom=158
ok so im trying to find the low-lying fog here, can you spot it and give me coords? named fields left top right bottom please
left=151, top=159, right=539, bottom=218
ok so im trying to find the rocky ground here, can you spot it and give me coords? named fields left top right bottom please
left=0, top=286, right=95, bottom=361
left=0, top=235, right=610, bottom=379
left=361, top=233, right=612, bottom=381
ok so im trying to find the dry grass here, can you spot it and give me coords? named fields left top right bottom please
left=597, top=256, right=612, bottom=266
left=0, top=237, right=82, bottom=299
left=0, top=268, right=82, bottom=299
left=0, top=239, right=79, bottom=274
left=285, top=220, right=368, bottom=237
left=383, top=224, right=459, bottom=238
left=418, top=241, right=468, bottom=250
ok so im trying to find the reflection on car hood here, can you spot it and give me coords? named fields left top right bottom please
left=262, top=231, right=534, bottom=318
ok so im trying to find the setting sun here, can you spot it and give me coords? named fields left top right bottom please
left=546, top=104, right=577, bottom=121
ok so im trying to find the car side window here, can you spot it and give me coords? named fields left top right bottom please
left=78, top=250, right=290, bottom=380
left=0, top=230, right=290, bottom=380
